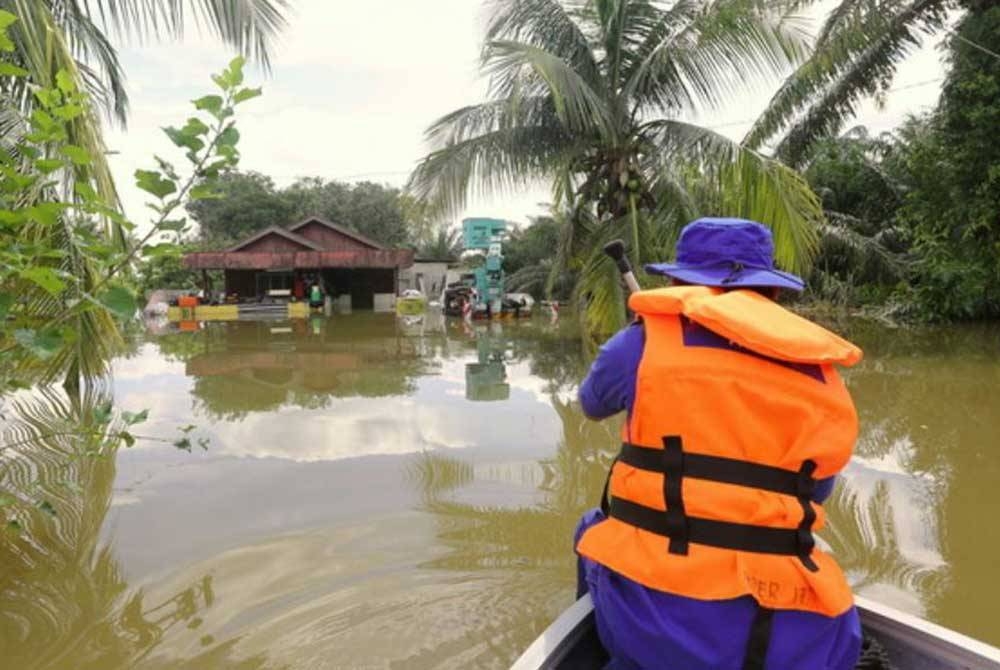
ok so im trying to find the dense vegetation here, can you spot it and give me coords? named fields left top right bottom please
left=789, top=2, right=1000, bottom=321
left=184, top=171, right=429, bottom=249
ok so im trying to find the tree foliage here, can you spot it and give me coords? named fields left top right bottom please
left=187, top=173, right=422, bottom=248
left=504, top=213, right=575, bottom=300
left=292, top=180, right=409, bottom=248
left=185, top=170, right=293, bottom=246
left=415, top=226, right=463, bottom=262
left=0, top=42, right=261, bottom=386
left=409, top=0, right=826, bottom=335
left=802, top=127, right=909, bottom=304
left=896, top=5, right=1000, bottom=320
left=782, top=2, right=1000, bottom=321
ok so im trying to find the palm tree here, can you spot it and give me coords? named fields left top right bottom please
left=802, top=126, right=909, bottom=304
left=744, top=0, right=953, bottom=168
left=417, top=226, right=464, bottom=262
left=409, top=0, right=826, bottom=335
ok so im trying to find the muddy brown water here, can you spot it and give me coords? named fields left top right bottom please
left=1, top=311, right=998, bottom=669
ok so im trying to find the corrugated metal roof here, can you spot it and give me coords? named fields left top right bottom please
left=183, top=249, right=415, bottom=270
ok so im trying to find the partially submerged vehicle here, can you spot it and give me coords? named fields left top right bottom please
left=442, top=283, right=534, bottom=319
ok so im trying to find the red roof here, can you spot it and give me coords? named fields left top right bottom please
left=287, top=216, right=383, bottom=250
left=183, top=249, right=414, bottom=270
left=184, top=215, right=413, bottom=270
left=226, top=226, right=325, bottom=252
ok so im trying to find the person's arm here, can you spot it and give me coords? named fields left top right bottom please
left=813, top=476, right=837, bottom=503
left=578, top=321, right=645, bottom=420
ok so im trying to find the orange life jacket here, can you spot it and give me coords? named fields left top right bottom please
left=576, top=286, right=863, bottom=617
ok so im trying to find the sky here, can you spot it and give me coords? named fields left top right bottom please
left=102, top=1, right=950, bottom=236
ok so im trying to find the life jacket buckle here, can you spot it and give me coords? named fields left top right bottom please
left=796, top=461, right=817, bottom=499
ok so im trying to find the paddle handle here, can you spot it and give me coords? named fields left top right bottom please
left=603, top=239, right=641, bottom=294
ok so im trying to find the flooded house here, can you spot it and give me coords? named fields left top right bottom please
left=183, top=216, right=415, bottom=312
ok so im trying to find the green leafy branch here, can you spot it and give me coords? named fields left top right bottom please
left=0, top=11, right=261, bottom=379
left=98, top=56, right=262, bottom=288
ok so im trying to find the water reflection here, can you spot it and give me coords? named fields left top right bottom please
left=2, top=315, right=999, bottom=670
left=0, top=385, right=275, bottom=670
left=176, top=316, right=432, bottom=419
left=404, top=394, right=619, bottom=666
left=827, top=322, right=1000, bottom=643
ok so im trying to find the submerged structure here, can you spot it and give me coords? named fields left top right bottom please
left=183, top=216, right=414, bottom=312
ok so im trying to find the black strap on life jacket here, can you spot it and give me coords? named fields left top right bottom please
left=742, top=605, right=775, bottom=670
left=606, top=436, right=820, bottom=571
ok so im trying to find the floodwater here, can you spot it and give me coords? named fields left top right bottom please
left=1, top=311, right=998, bottom=669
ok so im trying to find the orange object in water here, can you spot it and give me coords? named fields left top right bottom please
left=576, top=286, right=863, bottom=617
left=178, top=320, right=198, bottom=332
left=177, top=295, right=199, bottom=308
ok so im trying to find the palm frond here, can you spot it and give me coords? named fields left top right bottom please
left=571, top=217, right=631, bottom=336
left=78, top=0, right=290, bottom=70
left=424, top=96, right=561, bottom=147
left=13, top=215, right=124, bottom=385
left=484, top=39, right=613, bottom=134
left=644, top=119, right=822, bottom=273
left=624, top=0, right=810, bottom=116
left=408, top=113, right=577, bottom=216
left=547, top=202, right=596, bottom=292
left=817, top=210, right=907, bottom=280
left=484, top=0, right=601, bottom=86
left=507, top=262, right=551, bottom=295
left=47, top=0, right=130, bottom=125
left=8, top=0, right=121, bottom=217
left=814, top=0, right=866, bottom=47
left=619, top=0, right=700, bottom=92
left=592, top=0, right=643, bottom=91
left=744, top=0, right=950, bottom=166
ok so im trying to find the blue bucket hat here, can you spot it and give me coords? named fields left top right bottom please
left=645, top=217, right=805, bottom=292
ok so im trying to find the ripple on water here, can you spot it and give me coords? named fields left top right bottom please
left=122, top=513, right=570, bottom=670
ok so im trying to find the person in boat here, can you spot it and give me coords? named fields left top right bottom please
left=575, top=218, right=864, bottom=670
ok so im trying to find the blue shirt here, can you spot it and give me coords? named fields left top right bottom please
left=575, top=322, right=858, bottom=669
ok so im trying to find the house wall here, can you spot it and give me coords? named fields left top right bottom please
left=295, top=221, right=376, bottom=252
left=447, top=267, right=475, bottom=287
left=224, top=269, right=257, bottom=297
left=322, top=268, right=395, bottom=310
left=399, top=262, right=449, bottom=296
